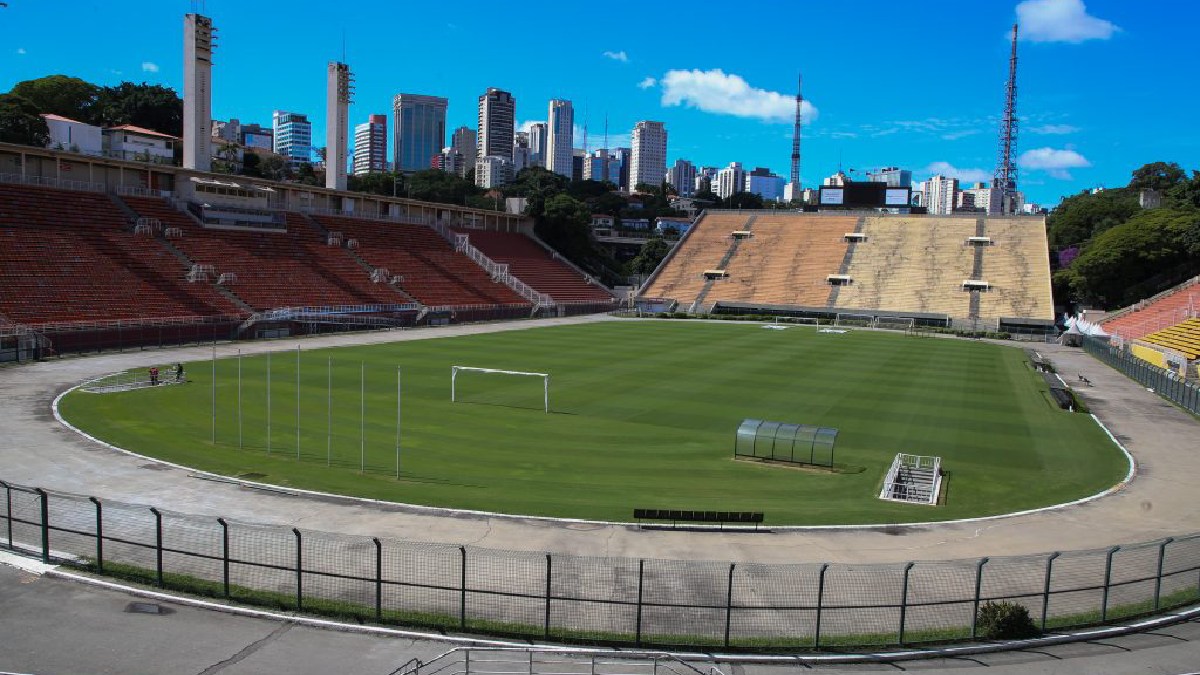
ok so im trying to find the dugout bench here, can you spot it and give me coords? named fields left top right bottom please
left=633, top=508, right=764, bottom=530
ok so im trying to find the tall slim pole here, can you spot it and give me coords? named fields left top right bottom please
left=266, top=351, right=272, bottom=455
left=237, top=349, right=243, bottom=449
left=395, top=366, right=402, bottom=479
left=327, top=357, right=332, bottom=468
left=360, top=361, right=365, bottom=472
left=210, top=344, right=216, bottom=444
left=296, top=346, right=301, bottom=461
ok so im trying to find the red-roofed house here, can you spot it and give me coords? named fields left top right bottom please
left=41, top=114, right=103, bottom=156
left=102, top=125, right=179, bottom=165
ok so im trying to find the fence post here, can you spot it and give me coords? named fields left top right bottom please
left=1041, top=552, right=1060, bottom=632
left=635, top=559, right=645, bottom=646
left=1155, top=538, right=1173, bottom=611
left=374, top=537, right=383, bottom=622
left=814, top=563, right=828, bottom=649
left=89, top=497, right=103, bottom=572
left=1, top=480, right=12, bottom=549
left=34, top=488, right=49, bottom=563
left=1101, top=546, right=1119, bottom=622
left=544, top=554, right=552, bottom=639
left=970, top=557, right=989, bottom=639
left=147, top=507, right=163, bottom=586
left=217, top=517, right=230, bottom=598
left=292, top=528, right=303, bottom=611
left=724, top=563, right=736, bottom=648
left=459, top=546, right=467, bottom=630
left=898, top=562, right=915, bottom=644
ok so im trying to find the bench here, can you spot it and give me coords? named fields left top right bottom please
left=633, top=508, right=764, bottom=530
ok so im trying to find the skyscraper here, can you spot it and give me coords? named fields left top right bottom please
left=629, top=121, right=667, bottom=190
left=667, top=159, right=696, bottom=197
left=477, top=88, right=515, bottom=161
left=546, top=99, right=574, bottom=179
left=393, top=94, right=448, bottom=172
left=611, top=147, right=632, bottom=190
left=272, top=110, right=312, bottom=170
left=924, top=174, right=958, bottom=215
left=353, top=114, right=387, bottom=176
left=513, top=131, right=531, bottom=172
left=527, top=122, right=547, bottom=168
left=451, top=126, right=476, bottom=176
left=716, top=162, right=745, bottom=199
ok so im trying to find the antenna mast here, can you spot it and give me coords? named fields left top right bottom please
left=790, top=73, right=803, bottom=188
left=994, top=24, right=1019, bottom=214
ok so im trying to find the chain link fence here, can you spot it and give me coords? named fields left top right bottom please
left=1083, top=336, right=1200, bottom=415
left=2, top=479, right=1198, bottom=651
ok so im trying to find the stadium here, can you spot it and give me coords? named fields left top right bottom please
left=2, top=8, right=1200, bottom=673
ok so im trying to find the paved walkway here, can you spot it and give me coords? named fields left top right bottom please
left=0, top=317, right=1197, bottom=564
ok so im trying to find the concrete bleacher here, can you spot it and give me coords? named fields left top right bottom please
left=313, top=215, right=528, bottom=308
left=835, top=217, right=976, bottom=317
left=1102, top=276, right=1200, bottom=342
left=978, top=218, right=1055, bottom=321
left=0, top=184, right=245, bottom=324
left=456, top=229, right=613, bottom=303
left=640, top=212, right=748, bottom=305
left=1137, top=318, right=1200, bottom=362
left=121, top=197, right=398, bottom=311
left=705, top=215, right=855, bottom=307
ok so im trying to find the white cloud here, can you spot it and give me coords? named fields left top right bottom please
left=940, top=129, right=981, bottom=141
left=637, top=77, right=657, bottom=89
left=659, top=69, right=817, bottom=123
left=141, top=61, right=160, bottom=73
left=602, top=50, right=628, bottom=63
left=924, top=162, right=993, bottom=184
left=16, top=48, right=27, bottom=55
left=1016, top=0, right=1119, bottom=43
left=1019, top=147, right=1090, bottom=179
left=1029, top=123, right=1079, bottom=135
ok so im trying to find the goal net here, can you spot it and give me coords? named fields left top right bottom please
left=451, top=366, right=550, bottom=413
left=873, top=316, right=916, bottom=332
left=763, top=316, right=820, bottom=330
left=834, top=313, right=874, bottom=328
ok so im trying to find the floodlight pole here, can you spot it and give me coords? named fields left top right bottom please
left=210, top=344, right=216, bottom=444
left=326, top=357, right=332, bottom=468
left=395, top=366, right=402, bottom=479
left=360, top=361, right=365, bottom=473
left=295, top=346, right=300, bottom=461
left=266, top=351, right=272, bottom=455
left=237, top=348, right=243, bottom=449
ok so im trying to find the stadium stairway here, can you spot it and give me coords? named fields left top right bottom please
left=454, top=228, right=615, bottom=303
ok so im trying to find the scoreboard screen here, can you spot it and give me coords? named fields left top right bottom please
left=819, top=188, right=844, bottom=205
left=885, top=188, right=912, bottom=206
left=819, top=183, right=911, bottom=208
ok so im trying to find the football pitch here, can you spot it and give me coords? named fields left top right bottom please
left=58, top=321, right=1128, bottom=525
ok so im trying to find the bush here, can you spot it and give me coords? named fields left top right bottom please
left=976, top=601, right=1039, bottom=640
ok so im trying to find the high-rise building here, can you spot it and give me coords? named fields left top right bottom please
left=326, top=61, right=352, bottom=190
left=353, top=114, right=387, bottom=176
left=629, top=121, right=667, bottom=189
left=477, top=88, right=515, bottom=161
left=867, top=166, right=913, bottom=187
left=546, top=99, right=574, bottom=179
left=582, top=149, right=622, bottom=185
left=695, top=166, right=717, bottom=194
left=512, top=131, right=531, bottom=172
left=611, top=147, right=631, bottom=190
left=527, top=122, right=547, bottom=167
left=183, top=13, right=215, bottom=171
left=272, top=110, right=312, bottom=170
left=393, top=93, right=447, bottom=172
left=432, top=147, right=465, bottom=176
left=476, top=155, right=513, bottom=189
left=716, top=162, right=745, bottom=199
left=451, top=126, right=476, bottom=176
left=745, top=167, right=785, bottom=201
left=667, top=159, right=696, bottom=197
left=923, top=174, right=958, bottom=215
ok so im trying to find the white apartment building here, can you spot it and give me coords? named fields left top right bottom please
left=476, top=155, right=513, bottom=189
left=527, top=122, right=547, bottom=168
left=546, top=99, right=574, bottom=179
left=924, top=174, right=958, bottom=215
left=715, top=162, right=745, bottom=199
left=629, top=121, right=667, bottom=189
left=353, top=114, right=387, bottom=175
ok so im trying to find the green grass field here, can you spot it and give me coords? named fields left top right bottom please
left=58, top=321, right=1128, bottom=524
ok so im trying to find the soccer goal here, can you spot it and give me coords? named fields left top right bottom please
left=762, top=316, right=820, bottom=330
left=834, top=313, right=874, bottom=328
left=873, top=316, right=916, bottom=332
left=451, top=366, right=550, bottom=413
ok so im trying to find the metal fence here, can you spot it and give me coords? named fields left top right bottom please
left=1083, top=336, right=1200, bottom=415
left=3, top=479, right=1198, bottom=651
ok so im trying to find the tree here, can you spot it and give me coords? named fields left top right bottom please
left=94, top=82, right=183, bottom=137
left=1129, top=161, right=1186, bottom=193
left=296, top=162, right=319, bottom=185
left=0, top=94, right=50, bottom=147
left=257, top=153, right=291, bottom=181
left=407, top=169, right=478, bottom=205
left=629, top=236, right=670, bottom=275
left=1166, top=170, right=1200, bottom=209
left=240, top=152, right=263, bottom=177
left=725, top=191, right=765, bottom=210
left=348, top=171, right=405, bottom=197
left=1045, top=187, right=1140, bottom=248
left=9, top=75, right=99, bottom=122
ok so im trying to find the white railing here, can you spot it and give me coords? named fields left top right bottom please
left=431, top=226, right=553, bottom=308
left=0, top=172, right=105, bottom=193
left=878, top=453, right=942, bottom=505
left=394, top=648, right=723, bottom=675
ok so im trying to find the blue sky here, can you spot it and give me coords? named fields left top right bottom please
left=1, top=0, right=1196, bottom=206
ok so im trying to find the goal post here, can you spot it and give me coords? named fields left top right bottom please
left=451, top=366, right=550, bottom=413
left=834, top=312, right=874, bottom=328
left=770, top=316, right=819, bottom=327
left=873, top=316, right=916, bottom=331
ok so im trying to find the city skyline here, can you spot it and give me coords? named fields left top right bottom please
left=1, top=1, right=1196, bottom=204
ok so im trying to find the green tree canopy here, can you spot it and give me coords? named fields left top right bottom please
left=9, top=75, right=99, bottom=122
left=629, top=236, right=670, bottom=275
left=407, top=169, right=478, bottom=205
left=0, top=93, right=50, bottom=147
left=94, top=82, right=183, bottom=137
left=1045, top=187, right=1139, bottom=248
left=1129, top=161, right=1186, bottom=193
left=348, top=171, right=406, bottom=197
